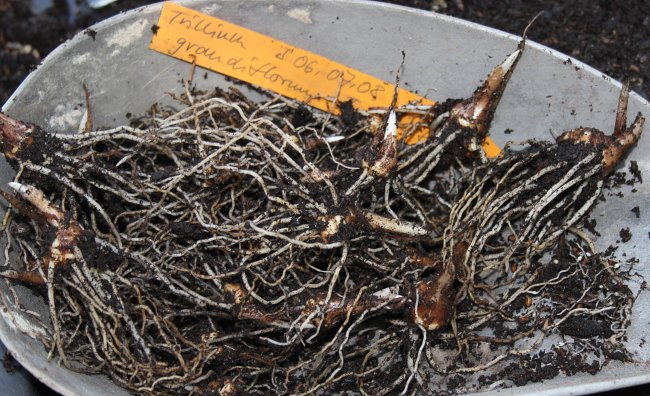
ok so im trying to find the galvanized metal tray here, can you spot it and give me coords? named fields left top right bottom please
left=1, top=1, right=648, bottom=394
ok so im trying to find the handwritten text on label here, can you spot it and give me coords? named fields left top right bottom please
left=149, top=2, right=500, bottom=157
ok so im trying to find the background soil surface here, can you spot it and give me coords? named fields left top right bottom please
left=0, top=0, right=648, bottom=395
left=1, top=0, right=649, bottom=104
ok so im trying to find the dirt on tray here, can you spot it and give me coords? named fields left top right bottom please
left=0, top=1, right=648, bottom=395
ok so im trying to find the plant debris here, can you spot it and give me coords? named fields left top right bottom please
left=0, top=42, right=645, bottom=395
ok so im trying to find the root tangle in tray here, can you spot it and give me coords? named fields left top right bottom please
left=0, top=44, right=645, bottom=395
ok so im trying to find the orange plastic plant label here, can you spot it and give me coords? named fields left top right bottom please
left=149, top=2, right=500, bottom=157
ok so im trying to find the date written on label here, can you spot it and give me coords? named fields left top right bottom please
left=150, top=2, right=431, bottom=114
left=274, top=47, right=387, bottom=100
left=149, top=2, right=501, bottom=156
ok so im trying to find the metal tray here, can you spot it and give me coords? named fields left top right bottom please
left=1, top=1, right=649, bottom=394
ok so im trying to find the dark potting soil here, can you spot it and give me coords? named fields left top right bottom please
left=2, top=351, right=21, bottom=373
left=380, top=0, right=649, bottom=101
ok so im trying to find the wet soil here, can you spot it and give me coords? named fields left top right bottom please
left=2, top=351, right=20, bottom=373
left=381, top=0, right=650, bottom=100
